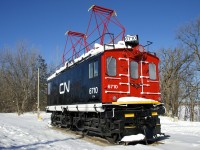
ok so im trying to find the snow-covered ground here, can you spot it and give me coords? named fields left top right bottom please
left=0, top=112, right=200, bottom=150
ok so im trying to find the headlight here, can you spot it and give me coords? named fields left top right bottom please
left=112, top=96, right=117, bottom=101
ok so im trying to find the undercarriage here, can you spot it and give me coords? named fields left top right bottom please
left=50, top=104, right=165, bottom=144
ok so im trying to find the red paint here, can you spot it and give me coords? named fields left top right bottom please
left=101, top=46, right=161, bottom=104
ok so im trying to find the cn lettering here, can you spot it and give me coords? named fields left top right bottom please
left=59, top=81, right=70, bottom=94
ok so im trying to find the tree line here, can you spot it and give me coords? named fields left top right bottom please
left=159, top=16, right=200, bottom=121
left=0, top=17, right=199, bottom=121
left=0, top=43, right=48, bottom=115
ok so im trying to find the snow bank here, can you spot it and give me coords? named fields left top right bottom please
left=121, top=134, right=145, bottom=142
left=1, top=113, right=200, bottom=149
left=117, top=97, right=158, bottom=102
left=161, top=116, right=200, bottom=137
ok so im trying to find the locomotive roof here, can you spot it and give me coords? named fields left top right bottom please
left=47, top=40, right=129, bottom=81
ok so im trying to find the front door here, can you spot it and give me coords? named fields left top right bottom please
left=139, top=60, right=161, bottom=100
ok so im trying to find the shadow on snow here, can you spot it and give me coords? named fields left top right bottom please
left=0, top=136, right=83, bottom=149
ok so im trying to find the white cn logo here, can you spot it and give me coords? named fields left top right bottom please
left=59, top=81, right=70, bottom=94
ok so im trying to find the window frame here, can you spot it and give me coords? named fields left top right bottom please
left=94, top=61, right=98, bottom=77
left=89, top=60, right=98, bottom=79
left=149, top=63, right=157, bottom=80
left=130, top=61, right=139, bottom=79
left=106, top=56, right=117, bottom=76
left=89, top=63, right=94, bottom=79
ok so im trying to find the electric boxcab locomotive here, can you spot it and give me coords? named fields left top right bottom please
left=46, top=5, right=165, bottom=144
left=46, top=34, right=165, bottom=143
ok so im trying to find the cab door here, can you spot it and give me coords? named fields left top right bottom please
left=139, top=57, right=161, bottom=100
left=102, top=52, right=130, bottom=103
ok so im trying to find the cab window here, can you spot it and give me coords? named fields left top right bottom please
left=149, top=63, right=157, bottom=80
left=130, top=61, right=138, bottom=79
left=106, top=56, right=116, bottom=76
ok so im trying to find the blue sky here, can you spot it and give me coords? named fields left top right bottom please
left=0, top=0, right=200, bottom=65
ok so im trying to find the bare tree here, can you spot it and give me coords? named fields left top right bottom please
left=0, top=43, right=48, bottom=114
left=0, top=43, right=38, bottom=115
left=159, top=47, right=193, bottom=117
left=176, top=16, right=200, bottom=121
left=177, top=16, right=200, bottom=68
left=158, top=17, right=200, bottom=121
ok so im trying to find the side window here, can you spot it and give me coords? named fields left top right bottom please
left=106, top=57, right=116, bottom=76
left=130, top=61, right=138, bottom=79
left=89, top=61, right=98, bottom=79
left=89, top=63, right=94, bottom=79
left=48, top=82, right=51, bottom=95
left=94, top=61, right=98, bottom=77
left=149, top=63, right=157, bottom=80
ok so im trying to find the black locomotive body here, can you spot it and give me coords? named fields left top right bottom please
left=47, top=54, right=102, bottom=106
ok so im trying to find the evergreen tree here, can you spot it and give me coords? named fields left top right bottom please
left=36, top=55, right=48, bottom=111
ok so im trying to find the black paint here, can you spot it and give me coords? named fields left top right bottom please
left=47, top=54, right=102, bottom=106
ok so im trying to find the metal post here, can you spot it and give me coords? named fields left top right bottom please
left=37, top=67, right=40, bottom=119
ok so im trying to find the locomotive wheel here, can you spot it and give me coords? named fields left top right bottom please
left=76, top=119, right=85, bottom=131
left=81, top=129, right=88, bottom=137
left=105, top=134, right=118, bottom=144
left=51, top=113, right=57, bottom=126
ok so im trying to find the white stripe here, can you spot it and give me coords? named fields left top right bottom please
left=46, top=103, right=104, bottom=112
left=105, top=77, right=121, bottom=80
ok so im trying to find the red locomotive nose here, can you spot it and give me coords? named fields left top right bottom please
left=101, top=41, right=160, bottom=105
